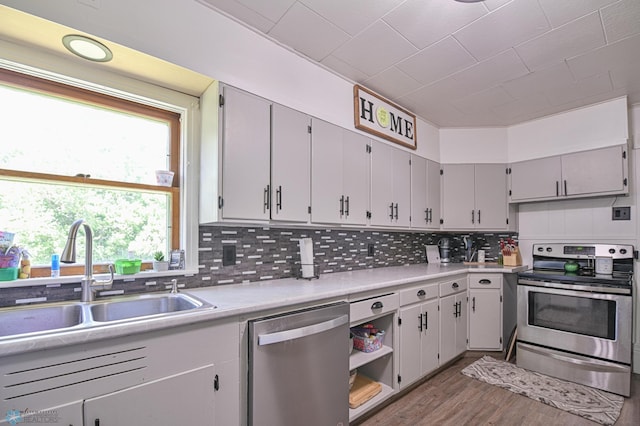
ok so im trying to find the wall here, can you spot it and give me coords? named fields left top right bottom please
left=0, top=227, right=516, bottom=308
left=440, top=127, right=508, bottom=164
left=0, top=0, right=440, bottom=162
left=515, top=103, right=639, bottom=371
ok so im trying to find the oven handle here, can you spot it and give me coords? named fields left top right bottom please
left=518, top=279, right=632, bottom=295
left=520, top=343, right=631, bottom=373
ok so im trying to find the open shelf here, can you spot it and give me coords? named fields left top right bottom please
left=350, top=345, right=393, bottom=370
left=349, top=382, right=394, bottom=422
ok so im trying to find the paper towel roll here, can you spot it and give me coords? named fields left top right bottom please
left=299, top=238, right=315, bottom=278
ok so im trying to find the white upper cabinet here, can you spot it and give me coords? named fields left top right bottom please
left=271, top=104, right=311, bottom=222
left=442, top=164, right=507, bottom=230
left=311, top=119, right=369, bottom=225
left=202, top=85, right=312, bottom=223
left=411, top=156, right=440, bottom=229
left=220, top=86, right=271, bottom=221
left=370, top=141, right=411, bottom=227
left=509, top=145, right=628, bottom=203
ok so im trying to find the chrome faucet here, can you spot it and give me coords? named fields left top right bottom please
left=61, top=219, right=114, bottom=302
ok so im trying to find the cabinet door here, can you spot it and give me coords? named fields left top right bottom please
left=393, top=148, right=411, bottom=227
left=221, top=86, right=271, bottom=220
left=342, top=130, right=369, bottom=225
left=421, top=299, right=439, bottom=375
left=399, top=304, right=423, bottom=389
left=455, top=293, right=468, bottom=356
left=426, top=160, right=441, bottom=229
left=0, top=401, right=84, bottom=425
left=311, top=119, right=344, bottom=224
left=474, top=164, right=507, bottom=230
left=271, top=104, right=311, bottom=222
left=84, top=365, right=215, bottom=426
left=441, top=164, right=475, bottom=229
left=370, top=141, right=395, bottom=226
left=510, top=156, right=562, bottom=201
left=439, top=293, right=457, bottom=364
left=562, top=145, right=626, bottom=196
left=410, top=155, right=429, bottom=229
left=469, top=289, right=502, bottom=350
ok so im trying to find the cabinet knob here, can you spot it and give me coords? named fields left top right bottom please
left=452, top=282, right=459, bottom=289
left=417, top=289, right=426, bottom=297
left=371, top=301, right=383, bottom=310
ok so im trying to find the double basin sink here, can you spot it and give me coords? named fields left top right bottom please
left=0, top=292, right=214, bottom=340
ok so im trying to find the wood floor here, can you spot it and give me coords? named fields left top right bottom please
left=355, top=352, right=640, bottom=426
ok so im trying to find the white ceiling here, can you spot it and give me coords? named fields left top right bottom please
left=200, top=0, right=640, bottom=127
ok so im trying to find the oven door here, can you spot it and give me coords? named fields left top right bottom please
left=517, top=281, right=632, bottom=365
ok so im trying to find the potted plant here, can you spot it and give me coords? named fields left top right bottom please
left=152, top=251, right=169, bottom=272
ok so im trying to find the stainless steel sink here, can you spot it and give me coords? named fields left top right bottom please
left=0, top=303, right=85, bottom=338
left=89, top=293, right=208, bottom=322
left=0, top=292, right=213, bottom=340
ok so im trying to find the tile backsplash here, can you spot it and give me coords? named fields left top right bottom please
left=0, top=225, right=517, bottom=307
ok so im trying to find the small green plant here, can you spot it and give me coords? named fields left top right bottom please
left=153, top=251, right=165, bottom=262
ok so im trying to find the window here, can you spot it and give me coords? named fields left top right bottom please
left=0, top=67, right=181, bottom=276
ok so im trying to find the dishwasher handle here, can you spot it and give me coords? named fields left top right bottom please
left=258, top=314, right=349, bottom=346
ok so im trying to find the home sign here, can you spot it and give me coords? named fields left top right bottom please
left=353, top=84, right=417, bottom=150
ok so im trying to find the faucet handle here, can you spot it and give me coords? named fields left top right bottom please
left=95, top=263, right=115, bottom=290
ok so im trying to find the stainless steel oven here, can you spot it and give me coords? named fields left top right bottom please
left=517, top=243, right=634, bottom=397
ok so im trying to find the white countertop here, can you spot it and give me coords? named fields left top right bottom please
left=0, top=263, right=526, bottom=357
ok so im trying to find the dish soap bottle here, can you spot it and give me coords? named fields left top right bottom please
left=19, top=251, right=31, bottom=279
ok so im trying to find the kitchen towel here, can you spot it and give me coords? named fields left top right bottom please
left=299, top=238, right=315, bottom=278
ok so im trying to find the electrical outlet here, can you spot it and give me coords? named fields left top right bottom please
left=367, top=244, right=375, bottom=256
left=612, top=206, right=631, bottom=221
left=222, top=245, right=236, bottom=266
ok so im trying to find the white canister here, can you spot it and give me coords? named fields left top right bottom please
left=477, top=250, right=486, bottom=263
left=595, top=256, right=613, bottom=275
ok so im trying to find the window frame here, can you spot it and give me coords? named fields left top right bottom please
left=0, top=67, right=182, bottom=277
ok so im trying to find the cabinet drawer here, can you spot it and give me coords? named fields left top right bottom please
left=439, top=276, right=467, bottom=297
left=399, top=283, right=438, bottom=306
left=350, top=293, right=398, bottom=324
left=469, top=274, right=502, bottom=289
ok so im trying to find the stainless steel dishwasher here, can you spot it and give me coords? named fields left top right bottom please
left=248, top=302, right=349, bottom=426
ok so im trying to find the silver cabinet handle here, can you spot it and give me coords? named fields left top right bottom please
left=479, top=279, right=491, bottom=285
left=564, top=180, right=568, bottom=196
left=339, top=196, right=345, bottom=217
left=556, top=181, right=559, bottom=197
left=471, top=210, right=475, bottom=224
left=425, top=209, right=429, bottom=223
left=418, top=313, right=423, bottom=332
left=389, top=203, right=394, bottom=220
left=258, top=315, right=348, bottom=346
left=477, top=209, right=481, bottom=224
left=276, top=185, right=282, bottom=211
left=345, top=196, right=350, bottom=217
left=394, top=203, right=399, bottom=220
left=472, top=296, right=476, bottom=312
left=423, top=311, right=428, bottom=330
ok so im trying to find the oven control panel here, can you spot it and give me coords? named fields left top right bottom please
left=533, top=243, right=634, bottom=259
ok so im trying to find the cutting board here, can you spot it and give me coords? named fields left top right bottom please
left=349, top=374, right=382, bottom=409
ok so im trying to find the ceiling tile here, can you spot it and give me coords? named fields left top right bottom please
left=483, top=0, right=513, bottom=12
left=450, top=49, right=530, bottom=96
left=199, top=0, right=276, bottom=32
left=491, top=93, right=551, bottom=123
left=268, top=3, right=350, bottom=61
left=383, top=0, right=487, bottom=49
left=567, top=33, right=640, bottom=80
left=501, top=62, right=576, bottom=99
left=235, top=0, right=297, bottom=23
left=331, top=21, right=418, bottom=75
left=452, top=87, right=514, bottom=114
left=300, top=0, right=405, bottom=36
left=363, top=67, right=423, bottom=100
left=544, top=73, right=613, bottom=106
left=454, top=0, right=550, bottom=61
left=538, top=0, right=618, bottom=28
left=320, top=55, right=371, bottom=81
left=601, top=0, right=640, bottom=43
left=515, top=12, right=605, bottom=71
left=396, top=36, right=477, bottom=85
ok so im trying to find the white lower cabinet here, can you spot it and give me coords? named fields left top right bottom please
left=398, top=282, right=439, bottom=389
left=0, top=320, right=240, bottom=426
left=349, top=292, right=398, bottom=422
left=468, top=274, right=503, bottom=350
left=439, top=276, right=468, bottom=365
left=84, top=365, right=216, bottom=425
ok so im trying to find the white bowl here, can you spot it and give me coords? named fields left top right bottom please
left=155, top=170, right=174, bottom=187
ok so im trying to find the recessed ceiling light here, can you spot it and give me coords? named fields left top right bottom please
left=62, top=34, right=113, bottom=62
